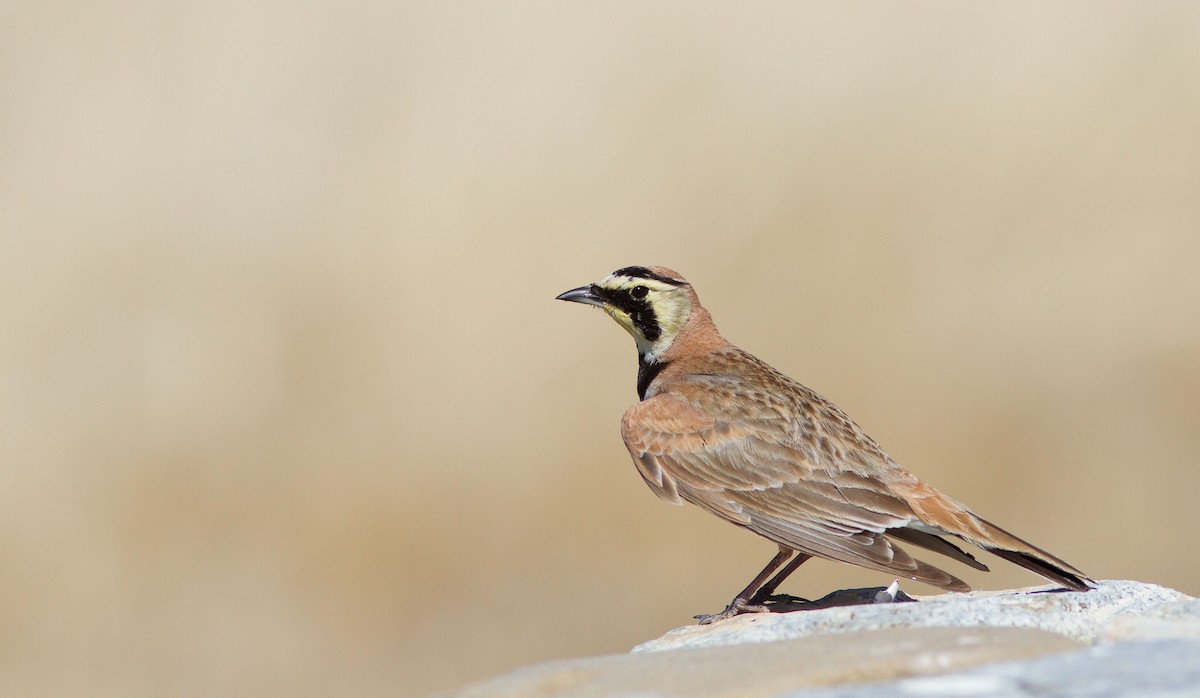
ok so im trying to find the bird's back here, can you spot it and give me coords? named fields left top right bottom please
left=624, top=344, right=1089, bottom=592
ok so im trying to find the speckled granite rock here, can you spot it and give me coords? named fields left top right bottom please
left=634, top=580, right=1195, bottom=652
left=439, top=581, right=1199, bottom=698
left=794, top=639, right=1200, bottom=698
left=444, top=627, right=1082, bottom=698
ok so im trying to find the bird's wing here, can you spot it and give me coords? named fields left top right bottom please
left=621, top=389, right=972, bottom=591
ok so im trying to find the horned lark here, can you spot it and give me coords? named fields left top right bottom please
left=557, top=266, right=1093, bottom=623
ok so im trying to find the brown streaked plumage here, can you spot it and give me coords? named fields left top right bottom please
left=557, top=265, right=1093, bottom=623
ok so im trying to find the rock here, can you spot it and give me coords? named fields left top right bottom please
left=634, top=579, right=1193, bottom=652
left=798, top=639, right=1200, bottom=698
left=440, top=581, right=1199, bottom=698
left=444, top=627, right=1082, bottom=698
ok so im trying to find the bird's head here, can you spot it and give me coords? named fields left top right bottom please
left=556, top=266, right=696, bottom=362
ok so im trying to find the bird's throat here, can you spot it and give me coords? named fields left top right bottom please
left=637, top=357, right=671, bottom=400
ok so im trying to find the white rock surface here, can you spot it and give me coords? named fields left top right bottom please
left=634, top=580, right=1195, bottom=652
left=444, top=627, right=1081, bottom=698
left=440, top=581, right=1200, bottom=698
left=794, top=639, right=1200, bottom=698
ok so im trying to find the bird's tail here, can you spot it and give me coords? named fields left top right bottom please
left=970, top=515, right=1094, bottom=591
left=906, top=482, right=1093, bottom=591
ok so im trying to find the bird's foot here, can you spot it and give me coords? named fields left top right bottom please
left=693, top=597, right=772, bottom=625
left=693, top=582, right=913, bottom=624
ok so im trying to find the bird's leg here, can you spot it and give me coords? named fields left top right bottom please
left=749, top=552, right=813, bottom=605
left=694, top=547, right=794, bottom=624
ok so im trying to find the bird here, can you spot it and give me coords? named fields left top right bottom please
left=556, top=265, right=1093, bottom=624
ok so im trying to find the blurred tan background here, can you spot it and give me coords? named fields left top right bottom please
left=3, top=2, right=1199, bottom=696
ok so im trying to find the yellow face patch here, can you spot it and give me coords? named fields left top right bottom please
left=593, top=273, right=693, bottom=360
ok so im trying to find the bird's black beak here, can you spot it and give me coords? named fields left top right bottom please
left=555, top=285, right=606, bottom=308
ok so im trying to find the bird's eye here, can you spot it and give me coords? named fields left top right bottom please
left=631, top=285, right=649, bottom=299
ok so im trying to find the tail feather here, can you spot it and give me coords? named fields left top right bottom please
left=888, top=527, right=990, bottom=572
left=908, top=558, right=972, bottom=593
left=970, top=516, right=1094, bottom=591
left=908, top=486, right=1093, bottom=591
left=983, top=547, right=1093, bottom=591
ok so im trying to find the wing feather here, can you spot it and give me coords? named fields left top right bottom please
left=621, top=390, right=972, bottom=591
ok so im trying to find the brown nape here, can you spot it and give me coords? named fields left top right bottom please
left=656, top=284, right=730, bottom=363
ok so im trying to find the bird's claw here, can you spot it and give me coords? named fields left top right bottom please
left=693, top=598, right=771, bottom=625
